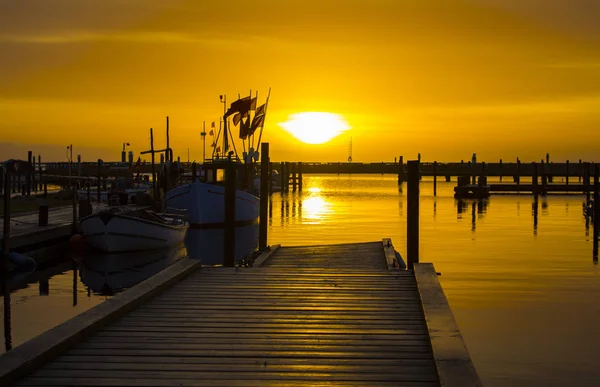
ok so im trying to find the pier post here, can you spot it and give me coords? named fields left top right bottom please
left=540, top=161, right=547, bottom=195
left=566, top=160, right=569, bottom=189
left=77, top=155, right=82, bottom=177
left=97, top=160, right=102, bottom=202
left=584, top=163, right=590, bottom=202
left=280, top=162, right=285, bottom=194
left=407, top=160, right=420, bottom=270
left=259, top=143, right=269, bottom=250
left=291, top=163, right=297, bottom=192
left=532, top=162, right=538, bottom=197
left=284, top=162, right=290, bottom=193
left=397, top=156, right=405, bottom=184
left=268, top=162, right=273, bottom=195
left=594, top=165, right=599, bottom=233
left=224, top=162, right=236, bottom=267
left=38, top=155, right=42, bottom=192
left=298, top=162, right=303, bottom=192
left=2, top=164, right=12, bottom=351
left=27, top=151, right=32, bottom=196
left=499, top=159, right=503, bottom=182
left=72, top=184, right=78, bottom=233
left=38, top=204, right=48, bottom=226
left=433, top=161, right=437, bottom=197
left=579, top=159, right=582, bottom=182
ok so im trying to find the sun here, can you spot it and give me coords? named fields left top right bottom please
left=279, top=112, right=350, bottom=144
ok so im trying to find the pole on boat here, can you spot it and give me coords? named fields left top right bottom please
left=594, top=164, right=599, bottom=233
left=407, top=160, right=420, bottom=270
left=259, top=143, right=270, bottom=250
left=2, top=164, right=12, bottom=351
left=150, top=128, right=157, bottom=203
left=224, top=161, right=236, bottom=267
left=97, top=159, right=102, bottom=202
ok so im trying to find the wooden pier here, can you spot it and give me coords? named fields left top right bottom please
left=0, top=240, right=481, bottom=386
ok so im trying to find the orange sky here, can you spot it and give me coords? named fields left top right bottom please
left=1, top=0, right=599, bottom=163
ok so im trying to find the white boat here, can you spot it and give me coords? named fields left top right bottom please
left=164, top=179, right=259, bottom=227
left=80, top=207, right=188, bottom=252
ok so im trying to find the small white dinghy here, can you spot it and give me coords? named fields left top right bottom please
left=81, top=207, right=189, bottom=253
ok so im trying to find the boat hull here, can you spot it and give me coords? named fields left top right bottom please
left=165, top=181, right=259, bottom=227
left=81, top=212, right=188, bottom=253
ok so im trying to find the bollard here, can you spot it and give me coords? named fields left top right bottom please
left=38, top=204, right=49, bottom=226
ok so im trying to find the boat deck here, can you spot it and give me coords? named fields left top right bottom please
left=1, top=240, right=481, bottom=386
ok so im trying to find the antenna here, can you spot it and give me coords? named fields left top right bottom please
left=348, top=136, right=353, bottom=163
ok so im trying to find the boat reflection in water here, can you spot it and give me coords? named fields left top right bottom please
left=185, top=225, right=259, bottom=265
left=79, top=224, right=259, bottom=295
left=79, top=247, right=186, bottom=295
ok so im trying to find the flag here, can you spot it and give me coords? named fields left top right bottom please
left=255, top=103, right=266, bottom=116
left=239, top=117, right=251, bottom=139
left=209, top=129, right=214, bottom=136
left=248, top=113, right=265, bottom=136
left=211, top=142, right=216, bottom=147
left=233, top=111, right=250, bottom=126
left=211, top=121, right=215, bottom=128
left=224, top=96, right=257, bottom=118
left=216, top=146, right=221, bottom=153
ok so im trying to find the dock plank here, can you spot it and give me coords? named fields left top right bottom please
left=4, top=241, right=480, bottom=386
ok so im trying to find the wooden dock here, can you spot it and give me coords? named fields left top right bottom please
left=0, top=204, right=106, bottom=251
left=0, top=240, right=481, bottom=386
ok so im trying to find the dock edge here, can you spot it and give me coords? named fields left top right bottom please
left=414, top=263, right=483, bottom=387
left=0, top=258, right=202, bottom=386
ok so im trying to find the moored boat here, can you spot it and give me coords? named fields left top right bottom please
left=165, top=179, right=259, bottom=227
left=80, top=207, right=188, bottom=252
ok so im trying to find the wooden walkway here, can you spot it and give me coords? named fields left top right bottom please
left=1, top=240, right=481, bottom=387
left=0, top=204, right=106, bottom=250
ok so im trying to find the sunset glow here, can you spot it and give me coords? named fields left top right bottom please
left=279, top=113, right=350, bottom=144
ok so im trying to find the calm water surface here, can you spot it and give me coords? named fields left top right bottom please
left=2, top=174, right=599, bottom=386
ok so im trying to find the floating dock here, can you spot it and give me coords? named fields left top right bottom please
left=0, top=239, right=481, bottom=386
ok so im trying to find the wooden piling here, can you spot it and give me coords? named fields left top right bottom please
left=298, top=161, right=303, bottom=192
left=291, top=163, right=297, bottom=192
left=223, top=162, right=236, bottom=267
left=279, top=162, right=285, bottom=194
left=71, top=185, right=78, bottom=233
left=433, top=161, right=437, bottom=197
left=259, top=143, right=269, bottom=250
left=284, top=162, right=290, bottom=193
left=397, top=156, right=405, bottom=184
left=566, top=160, right=569, bottom=189
left=407, top=160, right=420, bottom=270
left=37, top=155, right=42, bottom=192
left=594, top=164, right=599, bottom=233
left=532, top=162, right=538, bottom=197
left=2, top=164, right=11, bottom=351
left=499, top=159, right=503, bottom=182
left=97, top=160, right=102, bottom=202
left=27, top=151, right=32, bottom=196
left=579, top=159, right=582, bottom=182
left=516, top=158, right=521, bottom=186
left=267, top=161, right=273, bottom=195
left=584, top=162, right=590, bottom=202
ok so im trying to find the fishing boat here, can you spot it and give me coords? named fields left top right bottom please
left=80, top=206, right=188, bottom=252
left=165, top=91, right=270, bottom=227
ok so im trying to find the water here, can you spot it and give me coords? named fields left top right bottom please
left=2, top=174, right=599, bottom=386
